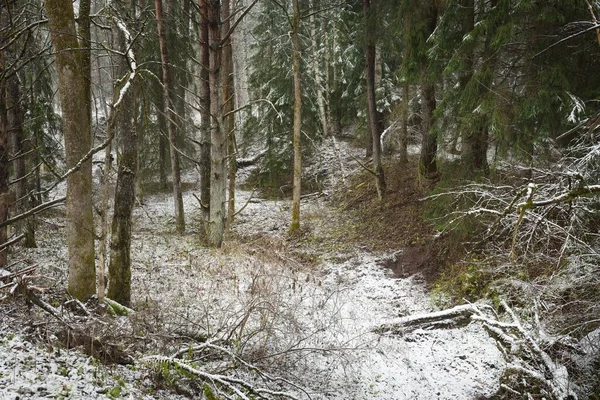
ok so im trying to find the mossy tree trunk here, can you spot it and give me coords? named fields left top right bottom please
left=108, top=55, right=137, bottom=307
left=45, top=0, right=96, bottom=300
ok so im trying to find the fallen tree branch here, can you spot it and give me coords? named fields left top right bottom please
left=143, top=355, right=304, bottom=400
left=0, top=234, right=25, bottom=252
left=517, top=184, right=600, bottom=209
left=375, top=303, right=487, bottom=334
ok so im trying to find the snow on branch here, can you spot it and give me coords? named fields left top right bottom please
left=517, top=184, right=600, bottom=209
left=142, top=355, right=304, bottom=400
left=374, top=300, right=577, bottom=399
left=375, top=303, right=487, bottom=334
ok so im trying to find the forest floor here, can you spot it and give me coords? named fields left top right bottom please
left=0, top=139, right=506, bottom=399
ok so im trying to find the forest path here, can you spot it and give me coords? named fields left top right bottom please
left=127, top=174, right=505, bottom=399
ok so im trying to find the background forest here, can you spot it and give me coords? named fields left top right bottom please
left=1, top=0, right=600, bottom=398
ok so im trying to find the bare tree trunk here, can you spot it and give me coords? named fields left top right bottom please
left=222, top=0, right=236, bottom=228
left=363, top=0, right=385, bottom=200
left=419, top=82, right=437, bottom=178
left=199, top=0, right=211, bottom=233
left=290, top=0, right=302, bottom=232
left=78, top=0, right=92, bottom=124
left=329, top=21, right=342, bottom=136
left=419, top=4, right=438, bottom=180
left=97, top=110, right=113, bottom=304
left=45, top=0, right=96, bottom=300
left=0, top=75, right=9, bottom=267
left=398, top=81, right=409, bottom=164
left=155, top=0, right=185, bottom=232
left=157, top=97, right=168, bottom=188
left=6, top=73, right=35, bottom=247
left=207, top=0, right=226, bottom=247
left=310, top=0, right=328, bottom=137
left=108, top=69, right=137, bottom=308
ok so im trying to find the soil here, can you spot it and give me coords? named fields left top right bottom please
left=330, top=158, right=458, bottom=285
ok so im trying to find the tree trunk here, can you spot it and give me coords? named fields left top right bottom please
left=0, top=74, right=9, bottom=267
left=310, top=0, right=328, bottom=137
left=45, top=0, right=96, bottom=300
left=108, top=67, right=137, bottom=308
left=199, top=0, right=211, bottom=233
left=363, top=0, right=385, bottom=200
left=78, top=0, right=92, bottom=125
left=459, top=0, right=489, bottom=174
left=207, top=0, right=226, bottom=247
left=157, top=96, right=168, bottom=188
left=398, top=80, right=409, bottom=164
left=155, top=0, right=185, bottom=232
left=419, top=81, right=437, bottom=178
left=419, top=4, right=439, bottom=180
left=290, top=0, right=302, bottom=232
left=222, top=0, right=236, bottom=228
left=6, top=73, right=35, bottom=247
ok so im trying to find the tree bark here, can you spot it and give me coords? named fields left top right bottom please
left=6, top=73, right=35, bottom=247
left=419, top=81, right=437, bottom=178
left=207, top=0, right=226, bottom=247
left=199, top=0, right=211, bottom=233
left=108, top=68, right=137, bottom=308
left=363, top=0, right=385, bottom=199
left=398, top=80, right=409, bottom=164
left=155, top=0, right=185, bottom=232
left=0, top=73, right=9, bottom=267
left=45, top=0, right=96, bottom=300
left=78, top=0, right=92, bottom=125
left=310, top=0, right=328, bottom=137
left=419, top=4, right=439, bottom=180
left=157, top=95, right=168, bottom=188
left=222, top=0, right=236, bottom=228
left=290, top=0, right=302, bottom=232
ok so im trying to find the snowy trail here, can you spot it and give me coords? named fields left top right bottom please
left=1, top=178, right=505, bottom=399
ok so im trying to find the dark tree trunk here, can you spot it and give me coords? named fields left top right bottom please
left=199, top=0, right=211, bottom=232
left=419, top=4, right=439, bottom=180
left=363, top=0, right=385, bottom=199
left=398, top=80, right=409, bottom=164
left=108, top=81, right=137, bottom=308
left=155, top=0, right=185, bottom=232
left=6, top=74, right=35, bottom=247
left=0, top=76, right=9, bottom=267
left=419, top=81, right=437, bottom=178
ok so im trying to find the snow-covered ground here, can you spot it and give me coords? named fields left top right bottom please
left=0, top=139, right=507, bottom=399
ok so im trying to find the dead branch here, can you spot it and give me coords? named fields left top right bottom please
left=0, top=196, right=65, bottom=229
